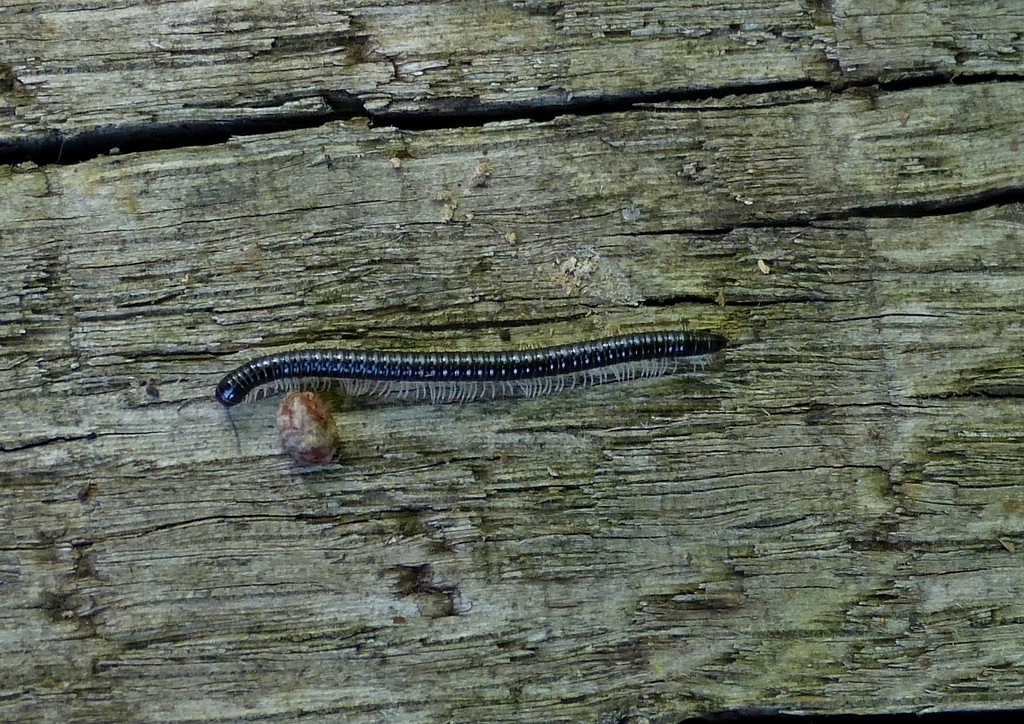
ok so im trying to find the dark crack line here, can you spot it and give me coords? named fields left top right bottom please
left=0, top=113, right=339, bottom=166
left=625, top=186, right=1024, bottom=235
left=4, top=81, right=820, bottom=166
left=0, top=431, right=97, bottom=453
left=2, top=71, right=1021, bottom=167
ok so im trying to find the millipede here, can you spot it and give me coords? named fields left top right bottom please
left=215, top=330, right=726, bottom=408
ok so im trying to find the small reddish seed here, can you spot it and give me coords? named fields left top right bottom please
left=276, top=391, right=340, bottom=465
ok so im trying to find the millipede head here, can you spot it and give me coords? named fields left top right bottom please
left=215, top=378, right=244, bottom=407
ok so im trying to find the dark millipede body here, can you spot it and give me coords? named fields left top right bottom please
left=215, top=330, right=726, bottom=408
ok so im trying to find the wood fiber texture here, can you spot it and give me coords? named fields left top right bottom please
left=2, top=1, right=1023, bottom=722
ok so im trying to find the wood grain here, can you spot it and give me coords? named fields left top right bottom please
left=2, top=1, right=1023, bottom=722
left=3, top=0, right=1023, bottom=141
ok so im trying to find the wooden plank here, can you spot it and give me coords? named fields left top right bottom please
left=3, top=73, right=1024, bottom=719
left=3, top=0, right=1024, bottom=721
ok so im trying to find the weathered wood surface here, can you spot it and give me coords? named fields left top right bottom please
left=2, top=1, right=1024, bottom=722
left=4, top=0, right=1024, bottom=155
